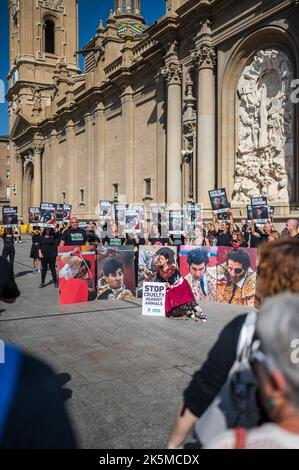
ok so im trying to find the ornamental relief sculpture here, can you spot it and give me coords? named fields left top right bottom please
left=232, top=49, right=294, bottom=203
left=38, top=0, right=63, bottom=12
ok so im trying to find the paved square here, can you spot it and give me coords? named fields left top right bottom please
left=0, top=238, right=248, bottom=449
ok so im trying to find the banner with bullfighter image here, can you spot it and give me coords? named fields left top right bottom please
left=58, top=246, right=96, bottom=305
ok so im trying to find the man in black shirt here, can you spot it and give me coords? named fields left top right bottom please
left=60, top=217, right=88, bottom=247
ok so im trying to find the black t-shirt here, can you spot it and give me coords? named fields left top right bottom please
left=3, top=235, right=15, bottom=249
left=216, top=232, right=232, bottom=247
left=61, top=228, right=87, bottom=246
left=250, top=232, right=268, bottom=248
left=32, top=234, right=41, bottom=245
left=148, top=237, right=168, bottom=246
left=39, top=235, right=58, bottom=257
left=102, top=236, right=125, bottom=246
left=184, top=314, right=247, bottom=418
left=1, top=352, right=77, bottom=449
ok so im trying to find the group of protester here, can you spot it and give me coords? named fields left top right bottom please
left=2, top=217, right=299, bottom=447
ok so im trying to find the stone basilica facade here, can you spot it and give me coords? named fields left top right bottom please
left=6, top=0, right=299, bottom=222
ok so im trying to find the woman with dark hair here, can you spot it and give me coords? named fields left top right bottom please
left=155, top=251, right=204, bottom=319
left=1, top=228, right=16, bottom=272
left=38, top=227, right=58, bottom=288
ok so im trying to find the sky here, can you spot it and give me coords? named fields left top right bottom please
left=0, top=0, right=165, bottom=136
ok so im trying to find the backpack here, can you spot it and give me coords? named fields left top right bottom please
left=194, top=310, right=259, bottom=447
left=0, top=345, right=22, bottom=444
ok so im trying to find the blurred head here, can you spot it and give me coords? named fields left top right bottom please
left=263, top=222, right=272, bottom=235
left=103, top=259, right=124, bottom=289
left=193, top=225, right=202, bottom=238
left=86, top=224, right=94, bottom=232
left=226, top=248, right=251, bottom=283
left=112, top=222, right=119, bottom=237
left=286, top=219, right=299, bottom=237
left=187, top=248, right=209, bottom=280
left=220, top=221, right=229, bottom=232
left=151, top=223, right=160, bottom=237
left=70, top=217, right=79, bottom=230
left=268, top=231, right=280, bottom=242
left=43, top=228, right=55, bottom=237
left=253, top=293, right=299, bottom=422
left=256, top=240, right=299, bottom=306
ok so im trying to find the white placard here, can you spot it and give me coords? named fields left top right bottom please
left=142, top=282, right=166, bottom=317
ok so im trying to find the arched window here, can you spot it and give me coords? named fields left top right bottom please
left=44, top=19, right=55, bottom=54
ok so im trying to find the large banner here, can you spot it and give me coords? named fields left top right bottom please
left=179, top=246, right=218, bottom=302
left=58, top=246, right=96, bottom=305
left=216, top=247, right=257, bottom=307
left=97, top=245, right=136, bottom=300
left=138, top=246, right=177, bottom=298
left=2, top=206, right=18, bottom=227
left=40, top=203, right=57, bottom=226
left=179, top=245, right=257, bottom=307
left=28, top=207, right=41, bottom=225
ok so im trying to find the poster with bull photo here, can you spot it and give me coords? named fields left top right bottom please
left=97, top=245, right=136, bottom=300
left=63, top=204, right=72, bottom=222
left=169, top=210, right=185, bottom=235
left=209, top=188, right=230, bottom=219
left=40, top=203, right=57, bottom=226
left=114, top=204, right=128, bottom=238
left=150, top=205, right=169, bottom=240
left=185, top=203, right=203, bottom=239
left=216, top=246, right=257, bottom=307
left=131, top=204, right=145, bottom=236
left=250, top=197, right=269, bottom=224
left=28, top=207, right=41, bottom=225
left=55, top=204, right=64, bottom=222
left=2, top=206, right=18, bottom=227
left=137, top=246, right=177, bottom=298
left=58, top=246, right=96, bottom=305
left=99, top=200, right=113, bottom=219
left=179, top=246, right=218, bottom=303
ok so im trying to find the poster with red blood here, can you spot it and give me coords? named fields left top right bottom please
left=58, top=246, right=96, bottom=305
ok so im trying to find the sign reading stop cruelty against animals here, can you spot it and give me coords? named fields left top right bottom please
left=142, top=282, right=166, bottom=317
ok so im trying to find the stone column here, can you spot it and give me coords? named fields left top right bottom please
left=33, top=145, right=43, bottom=207
left=193, top=40, right=216, bottom=207
left=121, top=84, right=135, bottom=203
left=65, top=119, right=76, bottom=208
left=15, top=154, right=23, bottom=220
left=94, top=102, right=106, bottom=201
left=162, top=42, right=182, bottom=206
left=85, top=112, right=95, bottom=217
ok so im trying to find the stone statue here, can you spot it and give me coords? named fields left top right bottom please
left=233, top=49, right=294, bottom=204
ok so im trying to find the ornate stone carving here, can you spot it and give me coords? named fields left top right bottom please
left=23, top=154, right=34, bottom=169
left=161, top=63, right=182, bottom=85
left=233, top=49, right=294, bottom=203
left=38, top=0, right=64, bottom=12
left=192, top=44, right=216, bottom=70
left=8, top=0, right=19, bottom=19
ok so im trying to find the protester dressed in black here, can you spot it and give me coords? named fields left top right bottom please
left=60, top=218, right=88, bottom=247
left=38, top=228, right=58, bottom=288
left=30, top=227, right=42, bottom=272
left=2, top=228, right=16, bottom=272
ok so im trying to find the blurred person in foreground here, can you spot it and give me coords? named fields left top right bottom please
left=0, top=256, right=77, bottom=448
left=167, top=239, right=299, bottom=449
left=207, top=293, right=299, bottom=449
